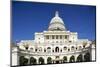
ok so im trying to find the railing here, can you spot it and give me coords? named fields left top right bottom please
left=18, top=47, right=89, bottom=56
left=32, top=42, right=85, bottom=46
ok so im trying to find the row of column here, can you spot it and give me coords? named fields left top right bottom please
left=45, top=35, right=69, bottom=40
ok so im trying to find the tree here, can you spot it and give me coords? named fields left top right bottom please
left=47, top=57, right=52, bottom=64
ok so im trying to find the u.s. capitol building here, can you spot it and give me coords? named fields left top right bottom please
left=12, top=11, right=96, bottom=66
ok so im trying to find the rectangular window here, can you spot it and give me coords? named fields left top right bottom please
left=52, top=35, right=54, bottom=39
left=56, top=56, right=59, bottom=59
left=65, top=35, right=68, bottom=39
left=60, top=35, right=62, bottom=39
left=46, top=35, right=49, bottom=39
left=56, top=35, right=58, bottom=39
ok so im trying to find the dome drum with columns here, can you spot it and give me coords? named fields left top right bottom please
left=11, top=11, right=96, bottom=66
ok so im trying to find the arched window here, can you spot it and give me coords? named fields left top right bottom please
left=39, top=47, right=42, bottom=52
left=47, top=47, right=51, bottom=53
left=39, top=57, right=44, bottom=64
left=69, top=55, right=75, bottom=63
left=76, top=54, right=83, bottom=62
left=23, top=44, right=29, bottom=50
left=44, top=48, right=46, bottom=52
left=56, top=41, right=58, bottom=43
left=79, top=46, right=82, bottom=50
left=76, top=47, right=77, bottom=50
left=30, top=47, right=33, bottom=50
left=55, top=47, right=59, bottom=52
left=60, top=41, right=62, bottom=43
left=47, top=47, right=51, bottom=49
left=35, top=48, right=37, bottom=52
left=19, top=56, right=28, bottom=66
left=47, top=57, right=52, bottom=64
left=30, top=47, right=33, bottom=52
left=30, top=57, right=37, bottom=65
left=63, top=56, right=67, bottom=63
left=84, top=52, right=90, bottom=62
left=69, top=41, right=72, bottom=43
left=19, top=56, right=24, bottom=66
left=63, top=46, right=67, bottom=51
left=68, top=49, right=70, bottom=51
left=71, top=46, right=74, bottom=51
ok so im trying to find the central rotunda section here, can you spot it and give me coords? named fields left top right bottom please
left=48, top=11, right=66, bottom=31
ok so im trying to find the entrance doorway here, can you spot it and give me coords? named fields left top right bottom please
left=56, top=61, right=59, bottom=64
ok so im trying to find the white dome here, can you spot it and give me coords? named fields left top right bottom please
left=48, top=11, right=66, bottom=31
left=50, top=16, right=64, bottom=24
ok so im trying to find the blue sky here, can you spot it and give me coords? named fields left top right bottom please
left=12, top=1, right=96, bottom=42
